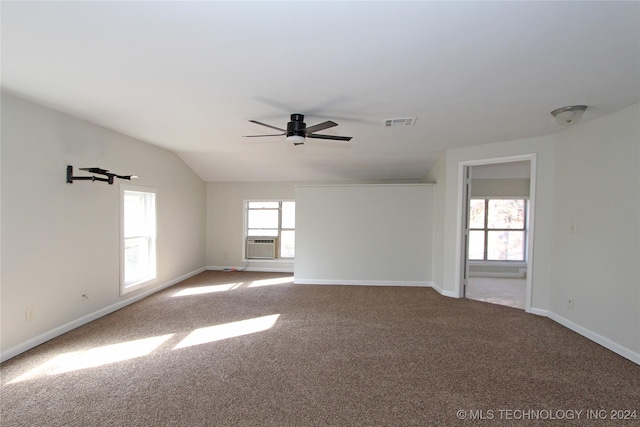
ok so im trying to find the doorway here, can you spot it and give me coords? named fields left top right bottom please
left=460, top=157, right=535, bottom=311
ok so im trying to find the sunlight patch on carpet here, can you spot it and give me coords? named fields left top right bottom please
left=173, top=314, right=280, bottom=350
left=172, top=282, right=244, bottom=297
left=7, top=334, right=174, bottom=383
left=249, top=276, right=294, bottom=287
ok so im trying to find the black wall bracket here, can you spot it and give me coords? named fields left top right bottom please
left=66, top=165, right=139, bottom=185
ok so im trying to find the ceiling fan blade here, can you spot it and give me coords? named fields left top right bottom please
left=249, top=120, right=286, bottom=132
left=306, top=134, right=352, bottom=141
left=304, top=120, right=338, bottom=134
left=244, top=133, right=286, bottom=137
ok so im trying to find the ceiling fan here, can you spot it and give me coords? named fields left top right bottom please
left=244, top=113, right=352, bottom=145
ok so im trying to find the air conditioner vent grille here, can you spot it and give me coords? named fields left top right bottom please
left=246, top=237, right=277, bottom=259
left=384, top=117, right=417, bottom=127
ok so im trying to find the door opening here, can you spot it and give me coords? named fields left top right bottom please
left=460, top=158, right=534, bottom=311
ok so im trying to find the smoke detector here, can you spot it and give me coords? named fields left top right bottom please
left=384, top=116, right=417, bottom=127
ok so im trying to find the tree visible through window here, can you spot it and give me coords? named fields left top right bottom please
left=246, top=201, right=295, bottom=258
left=468, top=199, right=526, bottom=261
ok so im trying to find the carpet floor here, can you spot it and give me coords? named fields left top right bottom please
left=2, top=271, right=639, bottom=426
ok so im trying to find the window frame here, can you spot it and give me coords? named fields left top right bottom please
left=244, top=199, right=295, bottom=260
left=120, top=185, right=157, bottom=295
left=468, top=197, right=528, bottom=262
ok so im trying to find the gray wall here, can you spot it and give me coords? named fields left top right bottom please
left=1, top=94, right=207, bottom=360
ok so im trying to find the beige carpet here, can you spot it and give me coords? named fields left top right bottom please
left=2, top=271, right=639, bottom=426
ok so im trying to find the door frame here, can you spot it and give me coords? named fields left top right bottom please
left=455, top=153, right=537, bottom=312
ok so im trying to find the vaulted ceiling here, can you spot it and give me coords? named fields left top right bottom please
left=2, top=1, right=639, bottom=182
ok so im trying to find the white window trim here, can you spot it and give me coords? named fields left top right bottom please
left=120, top=184, right=157, bottom=296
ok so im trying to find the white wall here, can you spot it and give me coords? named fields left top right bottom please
left=294, top=184, right=434, bottom=285
left=206, top=181, right=296, bottom=272
left=549, top=103, right=639, bottom=359
left=1, top=93, right=206, bottom=360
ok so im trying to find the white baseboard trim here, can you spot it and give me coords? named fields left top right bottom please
left=545, top=311, right=640, bottom=365
left=207, top=266, right=294, bottom=273
left=512, top=307, right=638, bottom=365
left=527, top=307, right=549, bottom=317
left=294, top=278, right=432, bottom=287
left=0, top=267, right=205, bottom=363
left=430, top=282, right=459, bottom=298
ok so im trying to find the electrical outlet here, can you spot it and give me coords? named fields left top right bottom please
left=567, top=299, right=574, bottom=310
left=570, top=221, right=577, bottom=233
left=25, top=307, right=34, bottom=321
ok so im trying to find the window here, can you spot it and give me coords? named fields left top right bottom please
left=468, top=198, right=526, bottom=261
left=246, top=201, right=295, bottom=258
left=121, top=187, right=156, bottom=294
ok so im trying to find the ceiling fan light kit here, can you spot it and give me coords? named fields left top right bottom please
left=245, top=113, right=352, bottom=146
left=286, top=134, right=306, bottom=144
left=551, top=105, right=587, bottom=126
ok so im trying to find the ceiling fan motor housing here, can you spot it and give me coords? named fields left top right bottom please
left=287, top=114, right=306, bottom=138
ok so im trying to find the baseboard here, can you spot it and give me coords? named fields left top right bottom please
left=545, top=311, right=640, bottom=365
left=430, top=282, right=458, bottom=298
left=294, top=278, right=432, bottom=287
left=528, top=307, right=549, bottom=317
left=207, top=266, right=294, bottom=273
left=0, top=267, right=205, bottom=363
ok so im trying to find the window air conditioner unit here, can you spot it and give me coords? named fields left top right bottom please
left=246, top=237, right=277, bottom=259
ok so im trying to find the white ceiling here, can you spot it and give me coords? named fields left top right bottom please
left=2, top=1, right=639, bottom=182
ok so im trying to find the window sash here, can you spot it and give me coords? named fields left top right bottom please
left=469, top=198, right=526, bottom=262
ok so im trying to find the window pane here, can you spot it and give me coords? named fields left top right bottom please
left=280, top=230, right=295, bottom=258
left=468, top=230, right=485, bottom=260
left=124, top=193, right=147, bottom=237
left=248, top=209, right=278, bottom=229
left=248, top=229, right=278, bottom=237
left=125, top=237, right=150, bottom=285
left=469, top=199, right=485, bottom=229
left=487, top=199, right=525, bottom=229
left=487, top=230, right=524, bottom=261
left=282, top=201, right=295, bottom=229
left=248, top=201, right=279, bottom=209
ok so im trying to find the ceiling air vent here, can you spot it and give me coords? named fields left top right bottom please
left=384, top=117, right=417, bottom=127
